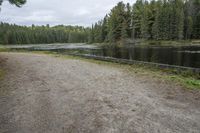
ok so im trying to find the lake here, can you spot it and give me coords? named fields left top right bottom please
left=3, top=43, right=200, bottom=69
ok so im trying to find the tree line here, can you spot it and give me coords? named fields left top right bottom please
left=0, top=23, right=89, bottom=44
left=88, top=0, right=200, bottom=43
left=0, top=0, right=200, bottom=45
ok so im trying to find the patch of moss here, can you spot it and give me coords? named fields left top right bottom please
left=0, top=69, right=5, bottom=80
left=168, top=75, right=200, bottom=90
left=0, top=48, right=11, bottom=52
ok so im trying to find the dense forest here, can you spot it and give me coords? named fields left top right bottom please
left=0, top=0, right=200, bottom=45
left=89, top=0, right=200, bottom=43
left=0, top=23, right=89, bottom=44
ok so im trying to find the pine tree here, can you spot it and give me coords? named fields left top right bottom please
left=101, top=15, right=108, bottom=42
left=132, top=0, right=143, bottom=38
left=140, top=1, right=150, bottom=39
left=121, top=20, right=129, bottom=40
left=88, top=25, right=94, bottom=43
left=152, top=0, right=163, bottom=40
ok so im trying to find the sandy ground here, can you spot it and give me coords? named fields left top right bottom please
left=0, top=52, right=199, bottom=133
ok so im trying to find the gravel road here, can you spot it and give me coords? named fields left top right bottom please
left=0, top=52, right=199, bottom=133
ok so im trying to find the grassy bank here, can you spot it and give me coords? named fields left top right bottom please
left=141, top=40, right=200, bottom=46
left=90, top=40, right=200, bottom=47
left=0, top=48, right=199, bottom=90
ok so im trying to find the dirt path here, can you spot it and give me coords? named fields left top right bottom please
left=0, top=52, right=199, bottom=133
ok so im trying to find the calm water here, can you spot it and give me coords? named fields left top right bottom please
left=5, top=43, right=200, bottom=68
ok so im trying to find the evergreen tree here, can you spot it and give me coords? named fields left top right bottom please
left=140, top=1, right=150, bottom=39
left=121, top=20, right=129, bottom=40
left=132, top=0, right=143, bottom=38
left=101, top=15, right=108, bottom=42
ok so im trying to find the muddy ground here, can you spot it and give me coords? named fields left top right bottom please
left=0, top=52, right=199, bottom=133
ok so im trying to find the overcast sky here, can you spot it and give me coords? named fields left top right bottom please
left=0, top=0, right=135, bottom=27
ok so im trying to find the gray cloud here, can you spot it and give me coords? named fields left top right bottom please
left=0, top=0, right=135, bottom=27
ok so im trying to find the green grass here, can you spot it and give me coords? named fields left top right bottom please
left=0, top=47, right=199, bottom=90
left=167, top=75, right=200, bottom=90
left=0, top=69, right=5, bottom=80
left=0, top=48, right=11, bottom=52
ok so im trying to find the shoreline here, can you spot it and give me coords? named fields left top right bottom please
left=1, top=50, right=199, bottom=90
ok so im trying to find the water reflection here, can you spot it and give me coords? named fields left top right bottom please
left=54, top=45, right=200, bottom=68
left=5, top=43, right=200, bottom=68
